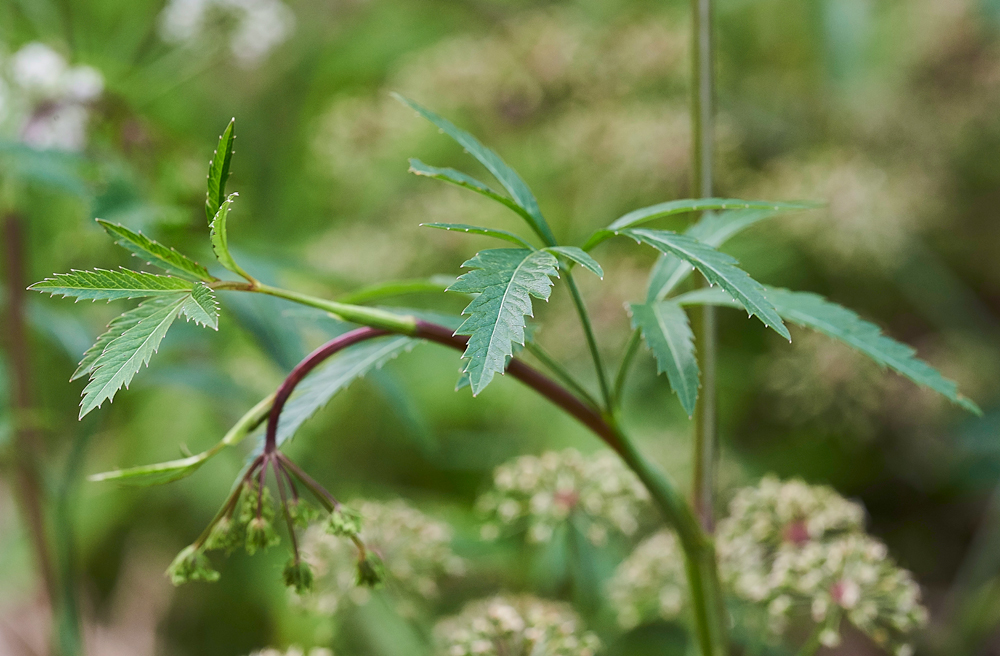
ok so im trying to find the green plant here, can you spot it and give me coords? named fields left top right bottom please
left=31, top=102, right=980, bottom=656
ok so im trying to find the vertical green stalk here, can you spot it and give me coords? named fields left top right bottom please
left=690, top=0, right=718, bottom=535
left=564, top=272, right=613, bottom=410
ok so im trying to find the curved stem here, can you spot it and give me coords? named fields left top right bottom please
left=564, top=272, right=612, bottom=410
left=523, top=340, right=600, bottom=410
left=612, top=329, right=642, bottom=407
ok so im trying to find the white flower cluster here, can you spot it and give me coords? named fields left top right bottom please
left=716, top=477, right=927, bottom=655
left=606, top=530, right=687, bottom=629
left=249, top=648, right=332, bottom=656
left=158, top=0, right=295, bottom=66
left=434, top=594, right=600, bottom=656
left=298, top=498, right=464, bottom=616
left=477, top=449, right=651, bottom=546
left=0, top=42, right=103, bottom=150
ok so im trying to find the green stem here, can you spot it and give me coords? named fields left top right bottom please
left=612, top=329, right=642, bottom=407
left=564, top=272, right=612, bottom=410
left=523, top=341, right=600, bottom=410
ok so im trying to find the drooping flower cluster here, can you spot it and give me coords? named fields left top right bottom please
left=158, top=0, right=295, bottom=66
left=0, top=42, right=103, bottom=150
left=716, top=476, right=927, bottom=655
left=434, top=594, right=600, bottom=656
left=298, top=498, right=464, bottom=616
left=477, top=449, right=651, bottom=546
left=607, top=529, right=687, bottom=629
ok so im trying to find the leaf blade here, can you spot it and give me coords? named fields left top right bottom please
left=448, top=248, right=560, bottom=395
left=675, top=286, right=981, bottom=414
left=180, top=283, right=220, bottom=330
left=545, top=246, right=604, bottom=278
left=97, top=219, right=214, bottom=282
left=620, top=228, right=790, bottom=340
left=408, top=158, right=536, bottom=225
left=629, top=301, right=700, bottom=416
left=72, top=298, right=177, bottom=382
left=421, top=222, right=535, bottom=249
left=80, top=296, right=186, bottom=417
left=206, top=118, right=235, bottom=224
left=210, top=193, right=253, bottom=281
left=393, top=94, right=556, bottom=246
left=30, top=268, right=194, bottom=301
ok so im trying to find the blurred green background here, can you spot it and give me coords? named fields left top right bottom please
left=1, top=0, right=1000, bottom=654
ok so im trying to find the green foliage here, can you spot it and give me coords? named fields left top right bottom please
left=180, top=283, right=220, bottom=330
left=420, top=222, right=535, bottom=248
left=205, top=517, right=243, bottom=554
left=96, top=219, right=215, bottom=282
left=448, top=249, right=560, bottom=395
left=79, top=296, right=186, bottom=418
left=394, top=94, right=556, bottom=246
left=545, top=246, right=604, bottom=279
left=29, top=268, right=195, bottom=301
left=166, top=545, right=220, bottom=586
left=583, top=199, right=816, bottom=250
left=618, top=228, right=790, bottom=340
left=245, top=516, right=280, bottom=555
left=408, top=159, right=534, bottom=224
left=629, top=301, right=700, bottom=417
left=676, top=286, right=982, bottom=414
left=647, top=208, right=790, bottom=301
left=206, top=118, right=236, bottom=223
left=209, top=193, right=253, bottom=281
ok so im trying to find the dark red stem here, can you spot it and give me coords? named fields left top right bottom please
left=262, top=322, right=624, bottom=460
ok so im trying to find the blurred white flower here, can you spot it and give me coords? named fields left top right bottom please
left=607, top=529, right=687, bottom=628
left=297, top=498, right=463, bottom=617
left=158, top=0, right=295, bottom=66
left=248, top=648, right=333, bottom=656
left=0, top=42, right=104, bottom=151
left=477, top=449, right=652, bottom=546
left=435, top=594, right=600, bottom=656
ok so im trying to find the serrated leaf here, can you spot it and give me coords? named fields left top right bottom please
left=675, top=286, right=981, bottom=415
left=72, top=299, right=177, bottom=382
left=629, top=301, right=699, bottom=416
left=647, top=208, right=787, bottom=301
left=30, top=268, right=194, bottom=301
left=97, top=219, right=215, bottom=282
left=447, top=248, right=560, bottom=395
left=583, top=198, right=816, bottom=250
left=408, top=158, right=535, bottom=223
left=421, top=222, right=535, bottom=248
left=206, top=118, right=235, bottom=223
left=393, top=94, right=556, bottom=246
left=210, top=193, right=253, bottom=281
left=274, top=335, right=418, bottom=447
left=619, top=228, right=789, bottom=340
left=80, top=296, right=185, bottom=417
left=180, top=284, right=219, bottom=329
left=545, top=246, right=604, bottom=278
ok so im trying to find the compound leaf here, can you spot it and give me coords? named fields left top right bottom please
left=675, top=286, right=981, bottom=415
left=619, top=228, right=789, bottom=340
left=72, top=298, right=178, bottom=381
left=393, top=94, right=556, bottom=246
left=629, top=301, right=700, bottom=416
left=545, top=246, right=604, bottom=278
left=447, top=248, right=560, bottom=395
left=206, top=118, right=235, bottom=223
left=80, top=296, right=186, bottom=417
left=421, top=222, right=535, bottom=249
left=647, top=207, right=790, bottom=301
left=180, top=283, right=220, bottom=330
left=97, top=219, right=214, bottom=282
left=30, top=268, right=194, bottom=301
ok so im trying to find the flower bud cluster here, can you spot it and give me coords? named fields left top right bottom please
left=477, top=449, right=651, bottom=546
left=434, top=594, right=600, bottom=656
left=298, top=498, right=464, bottom=616
left=0, top=42, right=103, bottom=150
left=606, top=530, right=687, bottom=628
left=715, top=477, right=927, bottom=654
